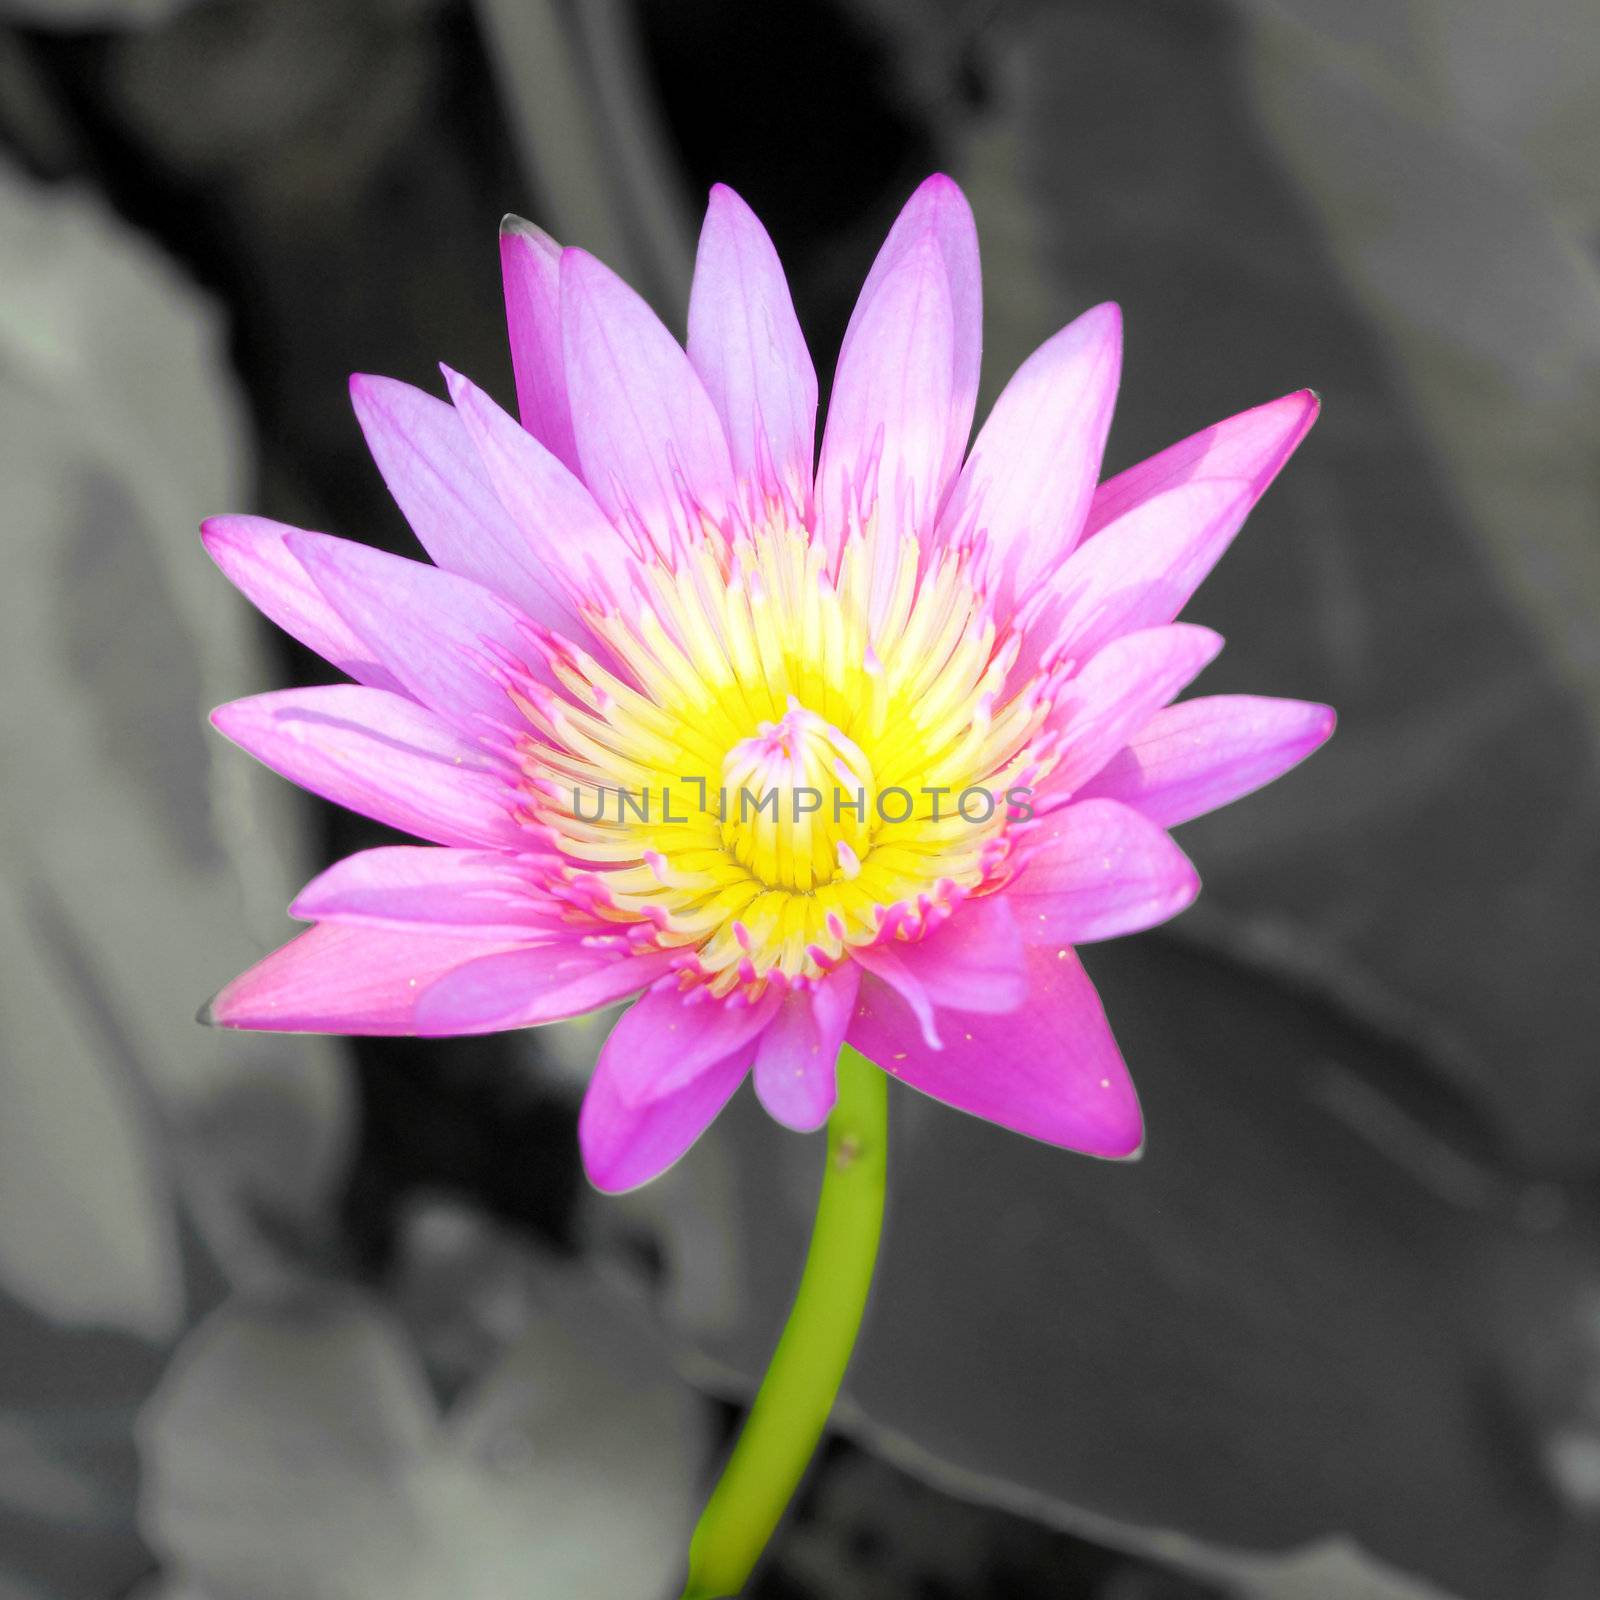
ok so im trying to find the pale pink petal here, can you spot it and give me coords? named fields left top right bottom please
left=210, top=685, right=525, bottom=849
left=863, top=173, right=983, bottom=468
left=559, top=247, right=736, bottom=547
left=202, top=923, right=524, bottom=1034
left=443, top=367, right=635, bottom=609
left=687, top=184, right=817, bottom=519
left=815, top=174, right=980, bottom=547
left=1017, top=479, right=1255, bottom=676
left=597, top=981, right=783, bottom=1107
left=349, top=374, right=585, bottom=638
left=940, top=302, right=1121, bottom=611
left=1006, top=798, right=1199, bottom=945
left=349, top=372, right=516, bottom=558
left=200, top=516, right=404, bottom=693
left=752, top=965, right=859, bottom=1131
left=288, top=532, right=538, bottom=734
left=1085, top=389, right=1319, bottom=538
left=852, top=895, right=1026, bottom=1048
left=1039, top=623, right=1224, bottom=805
left=848, top=944, right=1142, bottom=1158
left=578, top=1041, right=751, bottom=1194
left=290, top=846, right=567, bottom=939
left=1075, top=694, right=1337, bottom=827
left=412, top=945, right=678, bottom=1036
left=499, top=216, right=581, bottom=474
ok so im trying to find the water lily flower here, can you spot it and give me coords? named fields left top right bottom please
left=203, top=174, right=1333, bottom=1194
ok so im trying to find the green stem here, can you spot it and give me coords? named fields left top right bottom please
left=681, top=1044, right=888, bottom=1599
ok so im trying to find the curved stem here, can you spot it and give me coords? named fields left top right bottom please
left=681, top=1045, right=888, bottom=1599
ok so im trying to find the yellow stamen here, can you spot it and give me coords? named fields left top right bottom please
left=521, top=516, right=1050, bottom=989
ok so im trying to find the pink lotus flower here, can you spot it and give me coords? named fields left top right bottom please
left=204, top=175, right=1333, bottom=1192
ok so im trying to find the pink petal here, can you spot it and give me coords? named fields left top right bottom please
left=815, top=174, right=980, bottom=547
left=349, top=374, right=585, bottom=638
left=210, top=685, right=525, bottom=849
left=202, top=923, right=525, bottom=1034
left=559, top=247, right=736, bottom=549
left=1005, top=798, right=1199, bottom=945
left=597, top=981, right=782, bottom=1107
left=752, top=965, right=859, bottom=1131
left=940, top=302, right=1121, bottom=612
left=852, top=895, right=1026, bottom=1049
left=687, top=184, right=818, bottom=520
left=411, top=944, right=677, bottom=1037
left=288, top=532, right=538, bottom=734
left=290, top=846, right=567, bottom=940
left=1075, top=694, right=1337, bottom=827
left=848, top=944, right=1142, bottom=1158
left=578, top=1041, right=751, bottom=1194
left=1018, top=479, right=1256, bottom=674
left=499, top=216, right=581, bottom=474
left=1040, top=623, right=1224, bottom=804
left=443, top=367, right=635, bottom=610
left=1085, top=389, right=1319, bottom=538
left=200, top=516, right=404, bottom=693
left=871, top=174, right=983, bottom=468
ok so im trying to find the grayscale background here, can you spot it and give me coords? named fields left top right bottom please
left=2, top=1, right=1598, bottom=1596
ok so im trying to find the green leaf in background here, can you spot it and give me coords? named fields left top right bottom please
left=137, top=1272, right=709, bottom=1600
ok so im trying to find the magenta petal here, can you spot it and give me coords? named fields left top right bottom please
left=1075, top=694, right=1337, bottom=827
left=1020, top=479, right=1256, bottom=674
left=1042, top=623, right=1224, bottom=803
left=853, top=895, right=1026, bottom=1048
left=688, top=184, right=818, bottom=520
left=499, top=217, right=581, bottom=475
left=848, top=944, right=1142, bottom=1158
left=1085, top=388, right=1319, bottom=538
left=752, top=965, right=858, bottom=1131
left=288, top=532, right=538, bottom=734
left=816, top=174, right=980, bottom=545
left=349, top=374, right=585, bottom=638
left=578, top=1041, right=751, bottom=1194
left=443, top=367, right=634, bottom=610
left=412, top=944, right=677, bottom=1036
left=1006, top=798, right=1199, bottom=945
left=560, top=247, right=736, bottom=547
left=290, top=846, right=567, bottom=939
left=203, top=923, right=524, bottom=1035
left=201, top=516, right=404, bottom=693
left=597, top=981, right=782, bottom=1107
left=210, top=686, right=525, bottom=849
left=940, top=302, right=1121, bottom=611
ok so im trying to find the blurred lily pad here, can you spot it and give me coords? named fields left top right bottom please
left=137, top=1275, right=708, bottom=1600
left=0, top=149, right=354, bottom=1333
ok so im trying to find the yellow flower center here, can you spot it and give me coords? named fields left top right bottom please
left=516, top=518, right=1051, bottom=993
left=719, top=703, right=876, bottom=892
